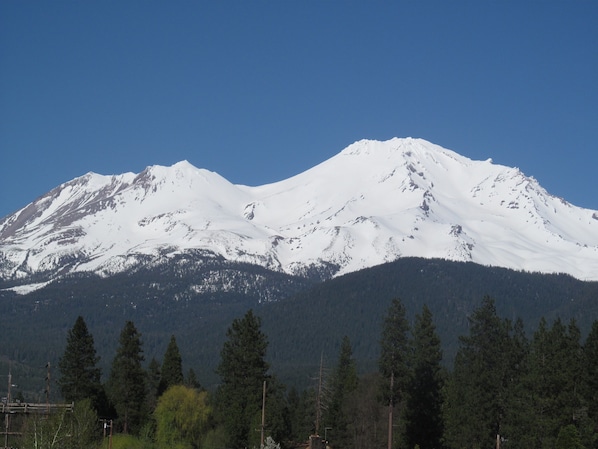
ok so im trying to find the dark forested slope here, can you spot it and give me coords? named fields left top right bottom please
left=0, top=257, right=596, bottom=396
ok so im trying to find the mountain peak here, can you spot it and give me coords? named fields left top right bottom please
left=2, top=137, right=598, bottom=289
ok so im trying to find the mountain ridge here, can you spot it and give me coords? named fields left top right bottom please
left=2, top=137, right=598, bottom=287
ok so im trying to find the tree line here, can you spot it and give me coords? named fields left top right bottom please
left=9, top=295, right=598, bottom=449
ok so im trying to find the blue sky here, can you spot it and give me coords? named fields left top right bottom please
left=1, top=1, right=597, bottom=218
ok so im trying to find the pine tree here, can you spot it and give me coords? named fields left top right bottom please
left=57, top=316, right=103, bottom=409
left=525, top=318, right=587, bottom=448
left=582, top=321, right=598, bottom=439
left=556, top=424, right=584, bottom=449
left=379, top=298, right=411, bottom=449
left=403, top=305, right=444, bottom=449
left=107, top=320, right=146, bottom=434
left=145, top=357, right=161, bottom=412
left=501, top=318, right=532, bottom=449
left=261, top=376, right=292, bottom=447
left=216, top=309, right=270, bottom=449
left=325, top=335, right=358, bottom=448
left=185, top=367, right=201, bottom=390
left=444, top=297, right=517, bottom=449
left=159, top=334, right=183, bottom=395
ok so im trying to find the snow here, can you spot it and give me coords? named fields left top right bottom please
left=1, top=137, right=598, bottom=291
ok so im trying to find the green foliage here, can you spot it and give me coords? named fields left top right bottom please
left=556, top=424, right=585, bottom=449
left=109, top=433, right=149, bottom=449
left=260, top=377, right=291, bottom=447
left=184, top=367, right=201, bottom=389
left=1, top=257, right=597, bottom=396
left=19, top=400, right=101, bottom=449
left=107, top=320, right=147, bottom=434
left=379, top=298, right=411, bottom=406
left=403, top=305, right=444, bottom=449
left=2, top=256, right=598, bottom=449
left=582, top=321, right=598, bottom=429
left=324, top=335, right=358, bottom=448
left=444, top=297, right=523, bottom=449
left=287, top=386, right=317, bottom=442
left=216, top=309, right=270, bottom=449
left=159, top=335, right=183, bottom=395
left=202, top=425, right=229, bottom=449
left=343, top=371, right=387, bottom=449
left=524, top=318, right=589, bottom=449
left=70, top=399, right=102, bottom=448
left=57, top=316, right=103, bottom=409
left=154, top=385, right=212, bottom=449
left=146, top=357, right=162, bottom=412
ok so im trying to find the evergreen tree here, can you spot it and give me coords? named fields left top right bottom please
left=501, top=318, right=532, bottom=449
left=288, top=386, right=317, bottom=443
left=379, top=298, right=411, bottom=449
left=216, top=309, right=270, bottom=449
left=582, top=321, right=598, bottom=440
left=145, top=357, right=161, bottom=412
left=555, top=424, right=584, bottom=449
left=107, top=320, right=146, bottom=434
left=258, top=376, right=291, bottom=448
left=57, top=316, right=103, bottom=410
left=159, top=334, right=183, bottom=395
left=403, top=305, right=444, bottom=449
left=344, top=372, right=388, bottom=449
left=325, top=335, right=358, bottom=448
left=287, top=387, right=303, bottom=442
left=444, top=297, right=517, bottom=449
left=524, top=317, right=554, bottom=448
left=185, top=367, right=201, bottom=390
left=525, top=318, right=587, bottom=449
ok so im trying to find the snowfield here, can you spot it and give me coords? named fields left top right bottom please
left=1, top=137, right=598, bottom=290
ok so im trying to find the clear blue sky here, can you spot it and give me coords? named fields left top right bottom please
left=1, top=1, right=597, bottom=218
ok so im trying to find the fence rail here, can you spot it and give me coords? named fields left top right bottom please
left=0, top=402, right=74, bottom=414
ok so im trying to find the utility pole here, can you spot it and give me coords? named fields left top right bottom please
left=387, top=371, right=394, bottom=449
left=260, top=380, right=266, bottom=448
left=4, top=368, right=12, bottom=449
left=102, top=419, right=113, bottom=449
left=315, top=353, right=324, bottom=436
left=45, top=362, right=51, bottom=412
left=109, top=419, right=113, bottom=449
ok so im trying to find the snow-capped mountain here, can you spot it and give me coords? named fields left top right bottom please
left=2, top=137, right=598, bottom=290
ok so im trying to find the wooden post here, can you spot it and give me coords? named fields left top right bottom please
left=4, top=369, right=11, bottom=449
left=109, top=419, right=113, bottom=449
left=260, top=380, right=266, bottom=448
left=388, top=371, right=394, bottom=449
left=316, top=353, right=324, bottom=436
left=45, top=362, right=51, bottom=413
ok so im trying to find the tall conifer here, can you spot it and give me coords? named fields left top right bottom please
left=403, top=305, right=444, bottom=449
left=444, top=297, right=515, bottom=449
left=379, top=298, right=411, bottom=449
left=583, top=321, right=598, bottom=437
left=326, top=335, right=358, bottom=447
left=159, top=334, right=183, bottom=394
left=57, top=316, right=103, bottom=409
left=216, top=309, right=269, bottom=449
left=107, top=320, right=146, bottom=434
left=526, top=318, right=587, bottom=448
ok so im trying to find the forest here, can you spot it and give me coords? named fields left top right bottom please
left=2, top=296, right=597, bottom=449
left=1, top=257, right=597, bottom=396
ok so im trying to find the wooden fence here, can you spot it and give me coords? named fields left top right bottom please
left=0, top=402, right=74, bottom=414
